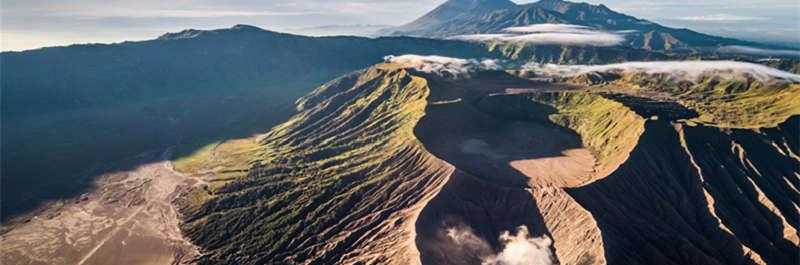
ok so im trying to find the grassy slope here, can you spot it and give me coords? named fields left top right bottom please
left=680, top=81, right=800, bottom=128
left=477, top=91, right=645, bottom=180
left=180, top=65, right=452, bottom=264
left=610, top=74, right=800, bottom=128
left=487, top=42, right=668, bottom=64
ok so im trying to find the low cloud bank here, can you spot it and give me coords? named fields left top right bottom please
left=447, top=225, right=555, bottom=265
left=450, top=23, right=625, bottom=47
left=504, top=24, right=592, bottom=34
left=523, top=61, right=800, bottom=82
left=383, top=55, right=501, bottom=77
left=718, top=45, right=800, bottom=58
left=674, top=14, right=766, bottom=22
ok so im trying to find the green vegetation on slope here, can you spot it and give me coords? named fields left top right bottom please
left=180, top=65, right=452, bottom=264
left=477, top=91, right=645, bottom=179
left=680, top=80, right=800, bottom=128
left=612, top=74, right=800, bottom=128
left=487, top=42, right=668, bottom=64
left=173, top=137, right=260, bottom=189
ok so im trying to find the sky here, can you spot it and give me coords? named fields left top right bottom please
left=2, top=0, right=799, bottom=51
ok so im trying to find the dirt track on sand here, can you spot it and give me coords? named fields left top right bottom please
left=0, top=150, right=201, bottom=265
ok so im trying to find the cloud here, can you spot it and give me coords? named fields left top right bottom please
left=482, top=226, right=555, bottom=265
left=523, top=61, right=800, bottom=82
left=614, top=29, right=640, bottom=34
left=69, top=9, right=318, bottom=19
left=291, top=24, right=391, bottom=37
left=717, top=45, right=800, bottom=57
left=503, top=33, right=624, bottom=47
left=503, top=24, right=592, bottom=34
left=446, top=225, right=555, bottom=265
left=383, top=55, right=502, bottom=77
left=449, top=34, right=510, bottom=42
left=450, top=24, right=625, bottom=47
left=673, top=14, right=767, bottom=22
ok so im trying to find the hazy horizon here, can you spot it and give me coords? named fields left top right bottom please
left=2, top=0, right=799, bottom=51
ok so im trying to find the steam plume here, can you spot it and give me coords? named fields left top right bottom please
left=482, top=226, right=554, bottom=265
left=446, top=225, right=555, bottom=265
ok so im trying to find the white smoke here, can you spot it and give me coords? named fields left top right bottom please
left=482, top=226, right=554, bottom=265
left=450, top=23, right=625, bottom=47
left=718, top=45, right=800, bottom=58
left=383, top=54, right=502, bottom=77
left=446, top=226, right=493, bottom=252
left=523, top=61, right=800, bottom=82
left=446, top=225, right=555, bottom=265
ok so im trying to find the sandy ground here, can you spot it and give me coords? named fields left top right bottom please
left=454, top=121, right=597, bottom=187
left=0, top=149, right=201, bottom=265
left=419, top=108, right=597, bottom=188
left=414, top=78, right=606, bottom=265
left=416, top=74, right=596, bottom=188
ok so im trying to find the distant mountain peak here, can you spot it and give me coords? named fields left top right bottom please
left=387, top=0, right=762, bottom=51
left=230, top=24, right=266, bottom=32
left=442, top=0, right=517, bottom=10
left=536, top=0, right=566, bottom=4
left=158, top=24, right=271, bottom=40
left=158, top=29, right=205, bottom=40
left=384, top=0, right=519, bottom=36
left=529, top=0, right=613, bottom=14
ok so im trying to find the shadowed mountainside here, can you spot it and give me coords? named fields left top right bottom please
left=0, top=26, right=496, bottom=222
